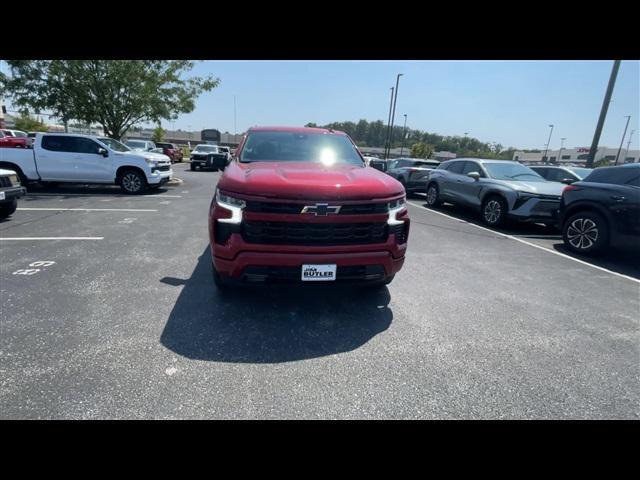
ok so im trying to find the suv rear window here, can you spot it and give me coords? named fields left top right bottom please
left=240, top=131, right=363, bottom=165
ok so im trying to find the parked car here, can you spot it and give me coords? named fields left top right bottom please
left=155, top=142, right=182, bottom=163
left=125, top=139, right=161, bottom=153
left=190, top=144, right=229, bottom=171
left=0, top=130, right=30, bottom=149
left=385, top=158, right=440, bottom=195
left=368, top=158, right=389, bottom=172
left=363, top=156, right=381, bottom=166
left=530, top=165, right=593, bottom=184
left=0, top=167, right=26, bottom=219
left=218, top=146, right=232, bottom=163
left=0, top=133, right=173, bottom=194
left=425, top=158, right=564, bottom=227
left=559, top=163, right=640, bottom=255
left=208, top=126, right=409, bottom=288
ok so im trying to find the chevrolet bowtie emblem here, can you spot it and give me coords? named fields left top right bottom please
left=301, top=203, right=341, bottom=216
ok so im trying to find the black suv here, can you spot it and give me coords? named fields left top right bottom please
left=0, top=168, right=26, bottom=219
left=559, top=164, right=640, bottom=255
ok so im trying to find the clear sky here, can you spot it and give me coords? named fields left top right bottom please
left=2, top=60, right=638, bottom=150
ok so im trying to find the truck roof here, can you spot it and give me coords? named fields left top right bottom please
left=247, top=126, right=348, bottom=136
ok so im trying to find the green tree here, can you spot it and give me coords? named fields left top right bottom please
left=14, top=113, right=48, bottom=132
left=410, top=142, right=434, bottom=159
left=0, top=60, right=219, bottom=139
left=152, top=125, right=165, bottom=143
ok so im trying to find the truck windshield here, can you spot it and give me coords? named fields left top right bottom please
left=194, top=146, right=219, bottom=153
left=240, top=131, right=363, bottom=166
left=98, top=137, right=131, bottom=152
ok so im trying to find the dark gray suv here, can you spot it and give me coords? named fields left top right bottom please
left=425, top=158, right=565, bottom=227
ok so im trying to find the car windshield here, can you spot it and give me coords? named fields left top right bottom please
left=98, top=137, right=131, bottom=152
left=194, top=145, right=219, bottom=153
left=483, top=162, right=545, bottom=181
left=126, top=140, right=147, bottom=149
left=567, top=167, right=592, bottom=179
left=240, top=131, right=363, bottom=165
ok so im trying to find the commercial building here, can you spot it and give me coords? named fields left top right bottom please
left=513, top=147, right=639, bottom=165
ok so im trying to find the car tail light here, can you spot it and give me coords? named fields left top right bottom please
left=563, top=184, right=579, bottom=194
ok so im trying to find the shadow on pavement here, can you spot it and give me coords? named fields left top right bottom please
left=411, top=197, right=640, bottom=280
left=23, top=182, right=173, bottom=198
left=159, top=247, right=393, bottom=363
left=551, top=243, right=640, bottom=280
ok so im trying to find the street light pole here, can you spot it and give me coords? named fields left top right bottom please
left=400, top=114, right=407, bottom=156
left=615, top=115, right=631, bottom=165
left=542, top=124, right=554, bottom=164
left=388, top=73, right=403, bottom=159
left=234, top=95, right=237, bottom=136
left=384, top=87, right=394, bottom=160
left=587, top=60, right=621, bottom=168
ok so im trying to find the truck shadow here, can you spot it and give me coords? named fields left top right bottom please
left=23, top=182, right=173, bottom=197
left=159, top=248, right=393, bottom=363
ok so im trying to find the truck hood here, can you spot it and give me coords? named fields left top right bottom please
left=495, top=179, right=565, bottom=196
left=219, top=161, right=404, bottom=200
left=121, top=151, right=171, bottom=163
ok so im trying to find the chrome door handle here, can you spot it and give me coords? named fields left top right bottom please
left=610, top=195, right=626, bottom=202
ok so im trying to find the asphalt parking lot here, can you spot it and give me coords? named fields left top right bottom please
left=1, top=163, right=638, bottom=419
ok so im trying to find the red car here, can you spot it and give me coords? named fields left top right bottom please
left=0, top=130, right=30, bottom=148
left=155, top=142, right=182, bottom=163
left=208, top=126, right=410, bottom=288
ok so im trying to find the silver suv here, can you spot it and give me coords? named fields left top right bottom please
left=425, top=158, right=565, bottom=227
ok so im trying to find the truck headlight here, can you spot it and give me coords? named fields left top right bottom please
left=8, top=174, right=19, bottom=186
left=216, top=189, right=246, bottom=224
left=387, top=196, right=406, bottom=225
left=144, top=157, right=158, bottom=167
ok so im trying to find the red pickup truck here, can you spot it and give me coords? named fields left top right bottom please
left=0, top=130, right=30, bottom=149
left=208, top=126, right=410, bottom=288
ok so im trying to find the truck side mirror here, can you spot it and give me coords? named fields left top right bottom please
left=98, top=147, right=109, bottom=157
left=561, top=178, right=575, bottom=185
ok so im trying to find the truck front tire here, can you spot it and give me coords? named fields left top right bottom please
left=119, top=170, right=147, bottom=195
left=0, top=199, right=18, bottom=219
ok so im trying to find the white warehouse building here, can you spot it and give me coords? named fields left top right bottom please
left=513, top=146, right=640, bottom=165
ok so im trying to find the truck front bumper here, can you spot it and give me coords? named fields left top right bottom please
left=0, top=186, right=26, bottom=203
left=147, top=168, right=173, bottom=186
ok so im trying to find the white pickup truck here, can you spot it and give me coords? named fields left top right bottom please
left=0, top=133, right=173, bottom=194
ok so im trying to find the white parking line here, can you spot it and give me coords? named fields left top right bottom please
left=407, top=201, right=640, bottom=285
left=0, top=237, right=104, bottom=241
left=18, top=208, right=158, bottom=212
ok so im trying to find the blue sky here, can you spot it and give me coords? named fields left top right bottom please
left=2, top=60, right=638, bottom=150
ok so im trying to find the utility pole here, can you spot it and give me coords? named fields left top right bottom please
left=388, top=73, right=403, bottom=159
left=615, top=115, right=631, bottom=165
left=542, top=124, right=554, bottom=164
left=234, top=95, right=237, bottom=136
left=384, top=87, right=394, bottom=160
left=587, top=60, right=621, bottom=168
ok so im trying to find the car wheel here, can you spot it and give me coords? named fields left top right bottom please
left=425, top=184, right=442, bottom=207
left=481, top=195, right=507, bottom=227
left=562, top=211, right=608, bottom=255
left=190, top=163, right=196, bottom=171
left=119, top=170, right=146, bottom=195
left=0, top=199, right=18, bottom=219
